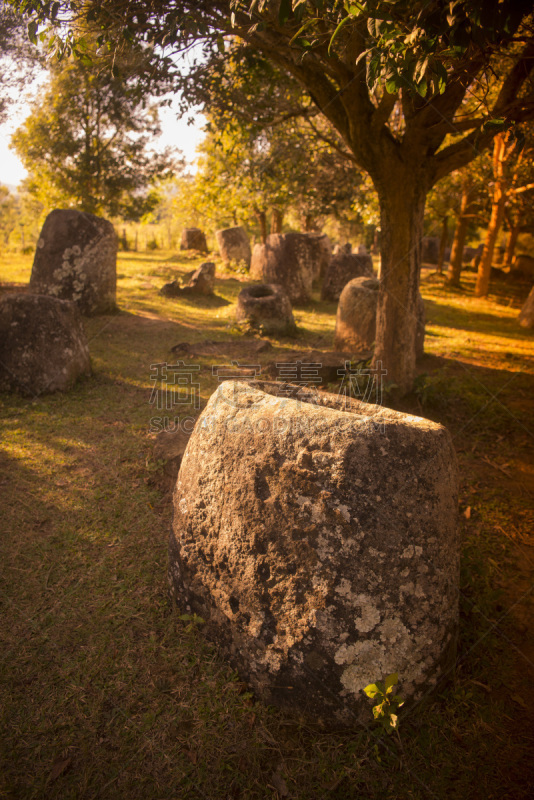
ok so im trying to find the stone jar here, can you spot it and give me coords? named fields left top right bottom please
left=29, top=209, right=117, bottom=315
left=236, top=283, right=296, bottom=334
left=0, top=293, right=91, bottom=396
left=169, top=380, right=459, bottom=727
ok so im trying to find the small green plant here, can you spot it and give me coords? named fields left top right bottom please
left=179, top=612, right=205, bottom=632
left=363, top=673, right=404, bottom=734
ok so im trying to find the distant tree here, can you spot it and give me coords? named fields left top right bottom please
left=0, top=184, right=19, bottom=244
left=476, top=127, right=534, bottom=292
left=11, top=42, right=177, bottom=219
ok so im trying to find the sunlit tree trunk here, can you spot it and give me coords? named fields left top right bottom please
left=437, top=215, right=448, bottom=274
left=504, top=224, right=520, bottom=269
left=373, top=169, right=427, bottom=396
left=448, top=182, right=474, bottom=287
left=476, top=134, right=508, bottom=297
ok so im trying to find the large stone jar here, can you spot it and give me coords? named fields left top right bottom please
left=29, top=209, right=117, bottom=315
left=236, top=283, right=296, bottom=334
left=0, top=294, right=91, bottom=395
left=169, top=380, right=459, bottom=727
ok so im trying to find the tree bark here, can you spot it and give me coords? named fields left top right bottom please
left=303, top=213, right=315, bottom=232
left=476, top=134, right=507, bottom=297
left=271, top=207, right=283, bottom=234
left=437, top=215, right=448, bottom=274
left=373, top=176, right=427, bottom=397
left=447, top=182, right=474, bottom=287
left=504, top=225, right=519, bottom=269
left=254, top=207, right=267, bottom=244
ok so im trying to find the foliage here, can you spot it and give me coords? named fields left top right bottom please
left=364, top=673, right=404, bottom=734
left=193, top=109, right=364, bottom=234
left=0, top=3, right=41, bottom=123
left=11, top=39, right=178, bottom=220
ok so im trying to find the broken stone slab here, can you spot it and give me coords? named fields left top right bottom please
left=236, top=283, right=296, bottom=335
left=0, top=293, right=91, bottom=396
left=334, top=277, right=425, bottom=357
left=215, top=226, right=252, bottom=268
left=29, top=209, right=117, bottom=315
left=180, top=228, right=208, bottom=253
left=160, top=262, right=216, bottom=297
left=518, top=285, right=534, bottom=328
left=321, top=254, right=374, bottom=302
left=169, top=380, right=459, bottom=727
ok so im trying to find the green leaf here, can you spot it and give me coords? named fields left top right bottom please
left=289, top=18, right=318, bottom=47
left=364, top=683, right=380, bottom=698
left=328, top=15, right=352, bottom=56
left=415, top=77, right=427, bottom=97
left=27, top=20, right=38, bottom=45
left=384, top=673, right=398, bottom=691
left=482, top=118, right=508, bottom=132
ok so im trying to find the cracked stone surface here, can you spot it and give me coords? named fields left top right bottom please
left=169, top=380, right=459, bottom=727
left=29, top=209, right=117, bottom=315
left=0, top=293, right=91, bottom=396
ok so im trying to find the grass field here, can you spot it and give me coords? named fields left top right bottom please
left=1, top=250, right=533, bottom=799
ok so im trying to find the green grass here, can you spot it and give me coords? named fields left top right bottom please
left=1, top=253, right=533, bottom=799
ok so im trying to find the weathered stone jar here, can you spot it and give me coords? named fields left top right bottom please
left=30, top=209, right=117, bottom=315
left=236, top=283, right=296, bottom=334
left=169, top=381, right=459, bottom=727
left=0, top=294, right=91, bottom=395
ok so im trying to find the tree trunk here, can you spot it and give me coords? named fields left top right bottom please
left=475, top=192, right=505, bottom=296
left=271, top=207, right=283, bottom=234
left=447, top=182, right=473, bottom=287
left=254, top=207, right=267, bottom=244
left=437, top=215, right=448, bottom=274
left=476, top=134, right=507, bottom=297
left=303, top=213, right=314, bottom=232
left=504, top=225, right=519, bottom=270
left=373, top=178, right=427, bottom=396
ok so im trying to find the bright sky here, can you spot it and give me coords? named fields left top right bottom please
left=0, top=93, right=206, bottom=188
